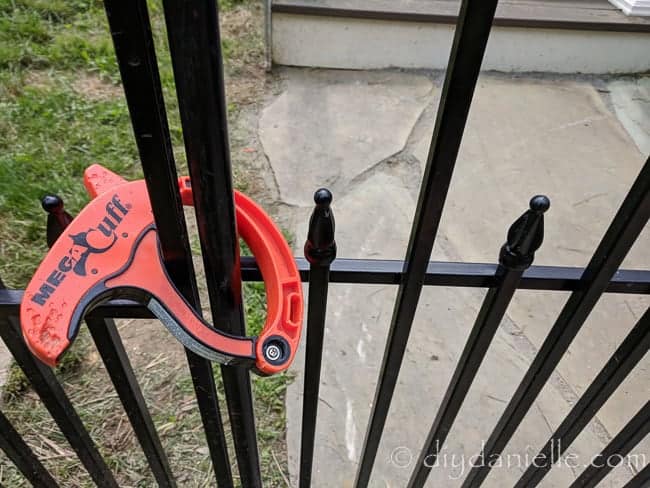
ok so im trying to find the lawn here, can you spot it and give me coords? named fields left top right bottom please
left=0, top=0, right=290, bottom=486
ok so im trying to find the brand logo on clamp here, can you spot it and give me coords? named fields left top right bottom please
left=31, top=194, right=129, bottom=306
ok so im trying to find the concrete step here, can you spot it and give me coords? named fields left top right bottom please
left=270, top=0, right=650, bottom=73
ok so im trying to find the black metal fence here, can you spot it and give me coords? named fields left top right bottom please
left=0, top=0, right=648, bottom=487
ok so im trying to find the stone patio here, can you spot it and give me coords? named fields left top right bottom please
left=259, top=69, right=650, bottom=487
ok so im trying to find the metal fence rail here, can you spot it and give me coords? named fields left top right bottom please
left=0, top=0, right=648, bottom=486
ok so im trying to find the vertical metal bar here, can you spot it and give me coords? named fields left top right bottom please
left=0, top=317, right=118, bottom=487
left=6, top=196, right=102, bottom=486
left=184, top=351, right=234, bottom=488
left=101, top=1, right=234, bottom=485
left=299, top=189, right=337, bottom=488
left=86, top=317, right=176, bottom=487
left=41, top=195, right=73, bottom=249
left=264, top=0, right=273, bottom=70
left=515, top=306, right=650, bottom=488
left=354, top=1, right=500, bottom=485
left=461, top=157, right=650, bottom=488
left=160, top=1, right=261, bottom=485
left=569, top=400, right=650, bottom=488
left=407, top=196, right=549, bottom=488
left=622, top=463, right=650, bottom=488
left=101, top=0, right=198, bottom=286
left=0, top=409, right=59, bottom=487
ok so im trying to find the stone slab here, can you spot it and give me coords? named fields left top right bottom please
left=285, top=172, right=640, bottom=487
left=609, top=77, right=650, bottom=157
left=259, top=69, right=433, bottom=206
left=412, top=76, right=650, bottom=463
left=265, top=69, right=650, bottom=487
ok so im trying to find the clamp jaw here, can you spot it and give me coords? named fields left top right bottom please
left=20, top=165, right=303, bottom=375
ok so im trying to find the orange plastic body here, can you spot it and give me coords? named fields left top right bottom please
left=20, top=164, right=302, bottom=375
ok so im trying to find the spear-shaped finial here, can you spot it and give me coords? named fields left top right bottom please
left=304, top=188, right=336, bottom=266
left=42, top=194, right=74, bottom=248
left=499, top=195, right=550, bottom=270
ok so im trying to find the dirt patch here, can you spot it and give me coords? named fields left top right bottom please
left=24, top=70, right=53, bottom=90
left=23, top=70, right=122, bottom=101
left=221, top=4, right=267, bottom=107
left=71, top=74, right=122, bottom=101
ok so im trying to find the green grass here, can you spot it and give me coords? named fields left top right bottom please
left=0, top=0, right=118, bottom=76
left=0, top=0, right=289, bottom=486
left=0, top=0, right=137, bottom=287
left=0, top=0, right=261, bottom=288
left=0, top=80, right=140, bottom=285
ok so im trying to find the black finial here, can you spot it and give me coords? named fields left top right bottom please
left=304, top=188, right=336, bottom=266
left=499, top=195, right=550, bottom=270
left=313, top=188, right=332, bottom=207
left=42, top=194, right=74, bottom=248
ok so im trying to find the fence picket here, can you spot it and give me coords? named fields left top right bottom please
left=570, top=400, right=650, bottom=488
left=86, top=317, right=176, bottom=487
left=516, top=307, right=650, bottom=488
left=354, top=1, right=501, bottom=485
left=0, top=409, right=59, bottom=487
left=299, top=189, right=337, bottom=487
left=462, top=157, right=650, bottom=488
left=161, top=0, right=262, bottom=484
left=408, top=196, right=549, bottom=488
left=101, top=0, right=234, bottom=484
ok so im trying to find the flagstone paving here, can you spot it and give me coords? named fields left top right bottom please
left=259, top=69, right=650, bottom=487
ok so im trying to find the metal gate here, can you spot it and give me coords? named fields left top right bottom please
left=0, top=0, right=648, bottom=487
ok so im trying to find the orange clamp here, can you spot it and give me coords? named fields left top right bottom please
left=20, top=164, right=303, bottom=375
